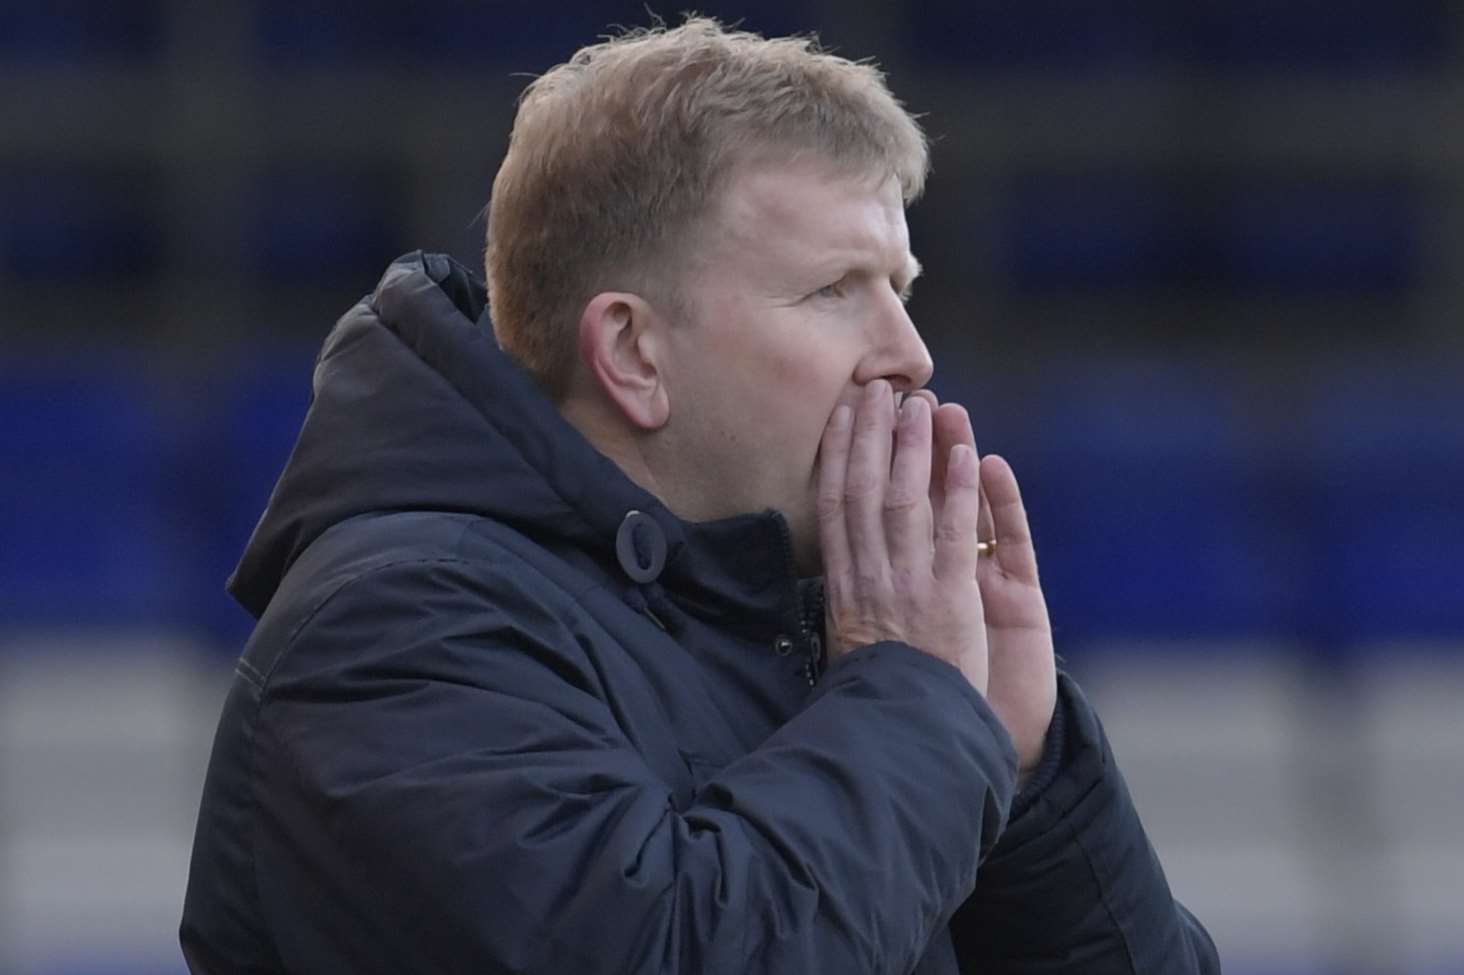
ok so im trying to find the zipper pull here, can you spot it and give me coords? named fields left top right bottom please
left=803, top=631, right=823, bottom=686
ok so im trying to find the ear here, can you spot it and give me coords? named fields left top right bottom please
left=577, top=291, right=670, bottom=431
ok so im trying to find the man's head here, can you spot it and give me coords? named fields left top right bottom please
left=486, top=18, right=934, bottom=572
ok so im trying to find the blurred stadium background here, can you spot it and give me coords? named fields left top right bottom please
left=2, top=1, right=1462, bottom=972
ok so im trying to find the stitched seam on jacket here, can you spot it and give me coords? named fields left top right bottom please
left=243, top=684, right=288, bottom=971
left=1068, top=784, right=1142, bottom=973
left=256, top=555, right=477, bottom=689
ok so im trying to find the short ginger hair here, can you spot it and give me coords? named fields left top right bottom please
left=485, top=16, right=929, bottom=400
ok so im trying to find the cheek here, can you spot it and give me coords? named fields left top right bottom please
left=761, top=342, right=814, bottom=385
left=764, top=370, right=851, bottom=472
left=701, top=308, right=861, bottom=453
left=758, top=326, right=856, bottom=391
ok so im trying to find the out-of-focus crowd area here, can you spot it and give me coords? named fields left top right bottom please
left=1, top=2, right=1461, bottom=973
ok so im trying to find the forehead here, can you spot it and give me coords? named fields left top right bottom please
left=700, top=158, right=912, bottom=273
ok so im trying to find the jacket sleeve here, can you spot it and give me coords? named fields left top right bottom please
left=949, top=673, right=1221, bottom=974
left=248, top=558, right=1019, bottom=975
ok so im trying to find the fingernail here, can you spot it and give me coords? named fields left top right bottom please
left=899, top=396, right=925, bottom=427
left=829, top=404, right=850, bottom=429
left=864, top=379, right=886, bottom=405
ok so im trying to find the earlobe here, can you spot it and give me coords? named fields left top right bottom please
left=578, top=292, right=670, bottom=431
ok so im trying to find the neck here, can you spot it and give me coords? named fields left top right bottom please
left=559, top=395, right=672, bottom=511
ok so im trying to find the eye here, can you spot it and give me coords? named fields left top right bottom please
left=812, top=278, right=847, bottom=300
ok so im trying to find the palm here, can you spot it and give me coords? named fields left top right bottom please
left=973, top=455, right=1056, bottom=781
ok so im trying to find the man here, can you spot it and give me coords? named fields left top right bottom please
left=182, top=18, right=1219, bottom=974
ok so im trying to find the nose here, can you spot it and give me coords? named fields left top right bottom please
left=856, top=296, right=933, bottom=395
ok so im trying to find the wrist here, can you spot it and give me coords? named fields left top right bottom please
left=1010, top=695, right=1067, bottom=813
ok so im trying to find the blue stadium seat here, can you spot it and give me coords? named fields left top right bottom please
left=1000, top=171, right=1194, bottom=293
left=1000, top=169, right=1419, bottom=296
left=173, top=350, right=316, bottom=648
left=940, top=360, right=1302, bottom=649
left=0, top=353, right=313, bottom=647
left=246, top=163, right=407, bottom=285
left=1215, top=176, right=1420, bottom=295
left=1299, top=368, right=1464, bottom=647
left=0, top=362, right=186, bottom=630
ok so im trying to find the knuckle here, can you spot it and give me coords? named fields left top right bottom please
left=852, top=565, right=887, bottom=595
left=823, top=577, right=849, bottom=610
left=815, top=490, right=844, bottom=521
left=888, top=563, right=924, bottom=596
left=882, top=489, right=922, bottom=514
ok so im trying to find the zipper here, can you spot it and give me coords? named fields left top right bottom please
left=799, top=589, right=824, bottom=686
left=774, top=518, right=825, bottom=686
left=803, top=643, right=821, bottom=685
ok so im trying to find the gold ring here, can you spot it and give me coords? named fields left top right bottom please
left=976, top=539, right=997, bottom=556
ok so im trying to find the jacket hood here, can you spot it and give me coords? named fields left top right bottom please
left=229, top=252, right=800, bottom=630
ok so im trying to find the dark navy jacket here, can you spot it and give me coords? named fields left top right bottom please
left=181, top=252, right=1219, bottom=974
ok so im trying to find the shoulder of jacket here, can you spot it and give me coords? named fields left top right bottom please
left=242, top=511, right=599, bottom=682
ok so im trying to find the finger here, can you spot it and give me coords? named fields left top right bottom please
left=977, top=484, right=997, bottom=546
left=909, top=387, right=941, bottom=507
left=885, top=395, right=935, bottom=572
left=930, top=402, right=973, bottom=524
left=816, top=401, right=856, bottom=588
left=979, top=454, right=1039, bottom=582
left=927, top=405, right=996, bottom=551
left=933, top=443, right=983, bottom=582
left=908, top=388, right=939, bottom=413
left=844, top=379, right=896, bottom=576
left=933, top=402, right=976, bottom=454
